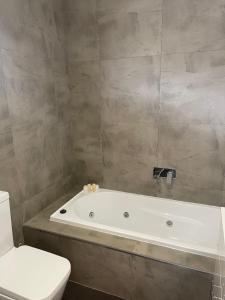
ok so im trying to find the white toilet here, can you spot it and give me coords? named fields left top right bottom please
left=0, top=191, right=71, bottom=300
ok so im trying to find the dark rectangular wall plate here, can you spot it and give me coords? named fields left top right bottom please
left=153, top=167, right=176, bottom=179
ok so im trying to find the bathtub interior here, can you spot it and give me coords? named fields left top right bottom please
left=50, top=189, right=221, bottom=258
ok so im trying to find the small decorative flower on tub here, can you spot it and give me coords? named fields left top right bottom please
left=83, top=183, right=99, bottom=193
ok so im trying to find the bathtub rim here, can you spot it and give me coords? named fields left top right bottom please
left=52, top=187, right=222, bottom=211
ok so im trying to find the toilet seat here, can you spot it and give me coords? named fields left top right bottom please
left=0, top=245, right=71, bottom=300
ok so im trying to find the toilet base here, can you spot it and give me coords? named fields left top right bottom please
left=0, top=278, right=68, bottom=300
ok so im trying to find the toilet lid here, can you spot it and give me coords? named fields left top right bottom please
left=0, top=245, right=71, bottom=300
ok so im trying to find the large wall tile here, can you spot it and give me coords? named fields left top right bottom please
left=156, top=181, right=223, bottom=206
left=5, top=77, right=56, bottom=129
left=1, top=49, right=53, bottom=80
left=102, top=118, right=158, bottom=194
left=54, top=78, right=72, bottom=125
left=71, top=115, right=101, bottom=156
left=0, top=54, right=10, bottom=131
left=11, top=205, right=24, bottom=245
left=103, top=152, right=158, bottom=196
left=0, top=0, right=73, bottom=243
left=26, top=1, right=65, bottom=60
left=72, top=152, right=103, bottom=186
left=0, top=158, right=23, bottom=208
left=0, top=53, right=23, bottom=208
left=69, top=60, right=100, bottom=111
left=98, top=11, right=162, bottom=59
left=160, top=51, right=225, bottom=125
left=162, top=0, right=225, bottom=53
left=157, top=121, right=224, bottom=192
left=103, top=121, right=158, bottom=160
left=64, top=10, right=99, bottom=62
left=69, top=59, right=102, bottom=185
left=0, top=1, right=49, bottom=59
left=22, top=191, right=44, bottom=223
left=11, top=123, right=62, bottom=200
left=101, top=56, right=160, bottom=124
left=53, top=0, right=98, bottom=61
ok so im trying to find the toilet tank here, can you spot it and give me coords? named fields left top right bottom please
left=0, top=192, right=14, bottom=257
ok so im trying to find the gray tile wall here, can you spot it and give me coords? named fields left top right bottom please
left=0, top=0, right=73, bottom=245
left=1, top=0, right=225, bottom=245
left=64, top=0, right=225, bottom=206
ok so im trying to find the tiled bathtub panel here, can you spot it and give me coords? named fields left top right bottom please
left=131, top=255, right=212, bottom=300
left=63, top=281, right=125, bottom=300
left=24, top=228, right=133, bottom=299
left=24, top=227, right=213, bottom=300
left=221, top=254, right=225, bottom=300
left=66, top=239, right=133, bottom=299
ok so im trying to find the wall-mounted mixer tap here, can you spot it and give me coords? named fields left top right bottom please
left=153, top=167, right=176, bottom=185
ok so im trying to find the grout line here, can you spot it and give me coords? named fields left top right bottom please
left=161, top=48, right=225, bottom=56
left=68, top=279, right=125, bottom=299
left=155, top=4, right=164, bottom=168
left=67, top=46, right=225, bottom=64
left=95, top=0, right=105, bottom=184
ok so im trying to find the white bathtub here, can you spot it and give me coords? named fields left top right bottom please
left=50, top=189, right=221, bottom=257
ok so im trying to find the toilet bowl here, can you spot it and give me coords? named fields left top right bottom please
left=0, top=192, right=71, bottom=300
